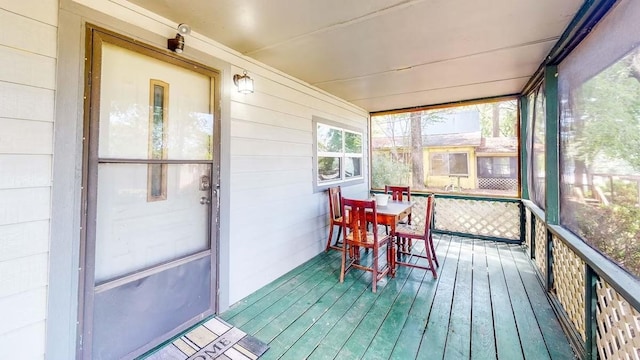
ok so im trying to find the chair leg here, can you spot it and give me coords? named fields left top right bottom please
left=372, top=247, right=378, bottom=293
left=389, top=242, right=396, bottom=277
left=424, top=239, right=437, bottom=279
left=340, top=241, right=347, bottom=283
left=429, top=233, right=439, bottom=267
left=325, top=223, right=335, bottom=252
left=326, top=224, right=344, bottom=252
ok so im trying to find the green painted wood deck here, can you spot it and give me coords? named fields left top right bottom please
left=220, top=235, right=576, bottom=359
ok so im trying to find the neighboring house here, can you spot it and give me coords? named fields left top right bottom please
left=372, top=110, right=518, bottom=191
left=475, top=137, right=519, bottom=191
left=423, top=131, right=481, bottom=190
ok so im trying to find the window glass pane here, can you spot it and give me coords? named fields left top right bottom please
left=148, top=82, right=168, bottom=201
left=314, top=120, right=364, bottom=188
left=345, top=157, right=362, bottom=178
left=479, top=157, right=513, bottom=178
left=318, top=157, right=341, bottom=182
left=478, top=157, right=492, bottom=177
left=450, top=153, right=469, bottom=175
left=559, top=0, right=640, bottom=278
left=345, top=131, right=362, bottom=153
left=532, top=85, right=546, bottom=208
left=430, top=153, right=448, bottom=175
left=317, top=124, right=343, bottom=153
left=151, top=84, right=165, bottom=160
left=494, top=157, right=511, bottom=177
left=371, top=99, right=518, bottom=195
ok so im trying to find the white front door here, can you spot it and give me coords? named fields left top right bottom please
left=81, top=28, right=220, bottom=360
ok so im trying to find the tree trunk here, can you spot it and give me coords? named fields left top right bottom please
left=492, top=103, right=500, bottom=137
left=574, top=159, right=586, bottom=193
left=410, top=112, right=425, bottom=189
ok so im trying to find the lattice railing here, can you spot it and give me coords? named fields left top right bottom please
left=553, top=235, right=586, bottom=341
left=522, top=202, right=640, bottom=360
left=432, top=197, right=520, bottom=240
left=409, top=196, right=427, bottom=229
left=596, top=279, right=640, bottom=360
left=534, top=216, right=547, bottom=279
left=478, top=177, right=518, bottom=190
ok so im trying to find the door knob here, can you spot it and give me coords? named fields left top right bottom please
left=200, top=196, right=210, bottom=205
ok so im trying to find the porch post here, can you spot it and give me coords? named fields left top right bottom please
left=584, top=266, right=598, bottom=360
left=544, top=65, right=560, bottom=226
left=544, top=65, right=560, bottom=291
left=519, top=95, right=529, bottom=200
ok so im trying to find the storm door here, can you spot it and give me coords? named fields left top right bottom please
left=80, top=27, right=220, bottom=359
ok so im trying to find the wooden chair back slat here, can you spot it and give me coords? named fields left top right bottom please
left=385, top=185, right=411, bottom=202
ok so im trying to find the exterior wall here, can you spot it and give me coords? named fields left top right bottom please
left=228, top=67, right=369, bottom=303
left=424, top=146, right=478, bottom=189
left=0, top=1, right=58, bottom=359
left=45, top=1, right=369, bottom=356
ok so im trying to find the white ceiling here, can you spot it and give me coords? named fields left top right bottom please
left=128, top=0, right=583, bottom=112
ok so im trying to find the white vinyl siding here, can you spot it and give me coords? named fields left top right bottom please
left=229, top=72, right=368, bottom=303
left=0, top=2, right=57, bottom=359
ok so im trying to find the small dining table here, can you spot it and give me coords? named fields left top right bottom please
left=374, top=200, right=413, bottom=237
left=369, top=200, right=413, bottom=276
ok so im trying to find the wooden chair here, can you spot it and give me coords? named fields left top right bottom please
left=325, top=186, right=345, bottom=252
left=394, top=194, right=439, bottom=278
left=385, top=185, right=411, bottom=224
left=340, top=197, right=394, bottom=293
left=383, top=185, right=411, bottom=236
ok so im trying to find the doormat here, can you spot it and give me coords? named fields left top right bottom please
left=141, top=317, right=269, bottom=360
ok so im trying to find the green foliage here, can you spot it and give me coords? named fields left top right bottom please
left=570, top=51, right=640, bottom=171
left=477, top=100, right=518, bottom=137
left=602, top=179, right=640, bottom=206
left=571, top=202, right=640, bottom=278
left=371, top=153, right=411, bottom=189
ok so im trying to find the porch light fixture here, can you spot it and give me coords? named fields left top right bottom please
left=233, top=70, right=254, bottom=94
left=167, top=23, right=191, bottom=53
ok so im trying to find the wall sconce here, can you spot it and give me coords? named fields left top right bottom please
left=168, top=23, right=191, bottom=53
left=233, top=70, right=254, bottom=94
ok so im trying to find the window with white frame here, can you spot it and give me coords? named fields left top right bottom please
left=315, top=120, right=363, bottom=187
left=430, top=152, right=469, bottom=176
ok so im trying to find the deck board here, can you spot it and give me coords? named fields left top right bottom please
left=498, top=244, right=551, bottom=360
left=389, top=236, right=449, bottom=359
left=221, top=235, right=576, bottom=359
left=509, top=246, right=577, bottom=359
left=333, top=251, right=419, bottom=360
left=444, top=238, right=473, bottom=360
left=470, top=240, right=497, bottom=360
left=486, top=242, right=525, bottom=360
left=415, top=234, right=461, bottom=360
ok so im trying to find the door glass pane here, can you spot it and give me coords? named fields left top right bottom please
left=95, top=163, right=211, bottom=283
left=98, top=43, right=213, bottom=160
